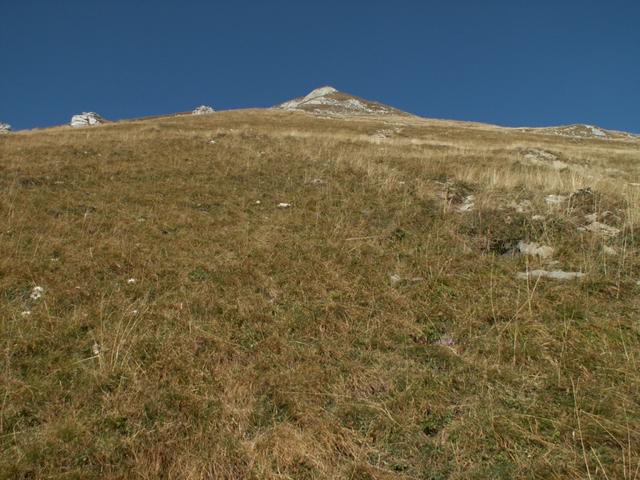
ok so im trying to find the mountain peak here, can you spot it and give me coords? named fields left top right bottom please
left=278, top=86, right=404, bottom=117
left=301, top=86, right=338, bottom=102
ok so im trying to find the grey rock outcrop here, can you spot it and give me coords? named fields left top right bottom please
left=517, top=270, right=585, bottom=281
left=517, top=241, right=554, bottom=259
left=70, top=112, right=105, bottom=128
left=192, top=105, right=215, bottom=115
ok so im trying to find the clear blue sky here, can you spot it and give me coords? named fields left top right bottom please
left=2, top=0, right=639, bottom=132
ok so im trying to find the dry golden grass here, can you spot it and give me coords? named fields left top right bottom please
left=1, top=109, right=639, bottom=479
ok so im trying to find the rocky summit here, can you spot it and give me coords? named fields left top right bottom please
left=278, top=85, right=403, bottom=116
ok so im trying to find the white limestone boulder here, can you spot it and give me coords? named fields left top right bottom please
left=0, top=123, right=11, bottom=134
left=70, top=112, right=105, bottom=128
left=192, top=105, right=215, bottom=115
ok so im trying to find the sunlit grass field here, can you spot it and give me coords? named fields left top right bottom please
left=1, top=109, right=639, bottom=479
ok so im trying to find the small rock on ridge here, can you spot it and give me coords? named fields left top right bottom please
left=193, top=105, right=215, bottom=115
left=70, top=112, right=105, bottom=128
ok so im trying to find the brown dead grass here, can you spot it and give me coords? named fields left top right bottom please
left=1, top=109, right=639, bottom=479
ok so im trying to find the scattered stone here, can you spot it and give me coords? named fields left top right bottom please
left=517, top=241, right=554, bottom=259
left=587, top=210, right=619, bottom=224
left=532, top=215, right=546, bottom=221
left=438, top=181, right=476, bottom=212
left=527, top=149, right=558, bottom=161
left=584, top=213, right=598, bottom=223
left=92, top=342, right=101, bottom=356
left=389, top=274, right=423, bottom=286
left=545, top=194, right=568, bottom=206
left=277, top=203, right=292, bottom=208
left=309, top=178, right=326, bottom=185
left=603, top=245, right=617, bottom=256
left=127, top=278, right=136, bottom=284
left=255, top=200, right=261, bottom=205
left=30, top=286, right=44, bottom=301
left=70, top=112, right=105, bottom=128
left=511, top=200, right=532, bottom=213
left=579, top=221, right=620, bottom=238
left=457, top=195, right=475, bottom=212
left=370, top=129, right=395, bottom=142
left=435, top=334, right=455, bottom=347
left=569, top=187, right=596, bottom=210
left=21, top=286, right=45, bottom=316
left=586, top=125, right=607, bottom=137
left=530, top=124, right=609, bottom=139
left=580, top=211, right=620, bottom=236
left=517, top=270, right=585, bottom=281
left=208, top=140, right=217, bottom=144
left=522, top=149, right=568, bottom=170
left=0, top=123, right=11, bottom=134
left=193, top=105, right=215, bottom=115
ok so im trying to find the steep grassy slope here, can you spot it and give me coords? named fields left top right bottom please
left=1, top=110, right=640, bottom=479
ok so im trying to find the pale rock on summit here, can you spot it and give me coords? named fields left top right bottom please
left=278, top=86, right=397, bottom=116
left=280, top=86, right=338, bottom=110
left=192, top=105, right=215, bottom=115
left=0, top=123, right=11, bottom=134
left=70, top=112, right=105, bottom=128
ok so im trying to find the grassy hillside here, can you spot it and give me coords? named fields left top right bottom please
left=1, top=109, right=639, bottom=479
